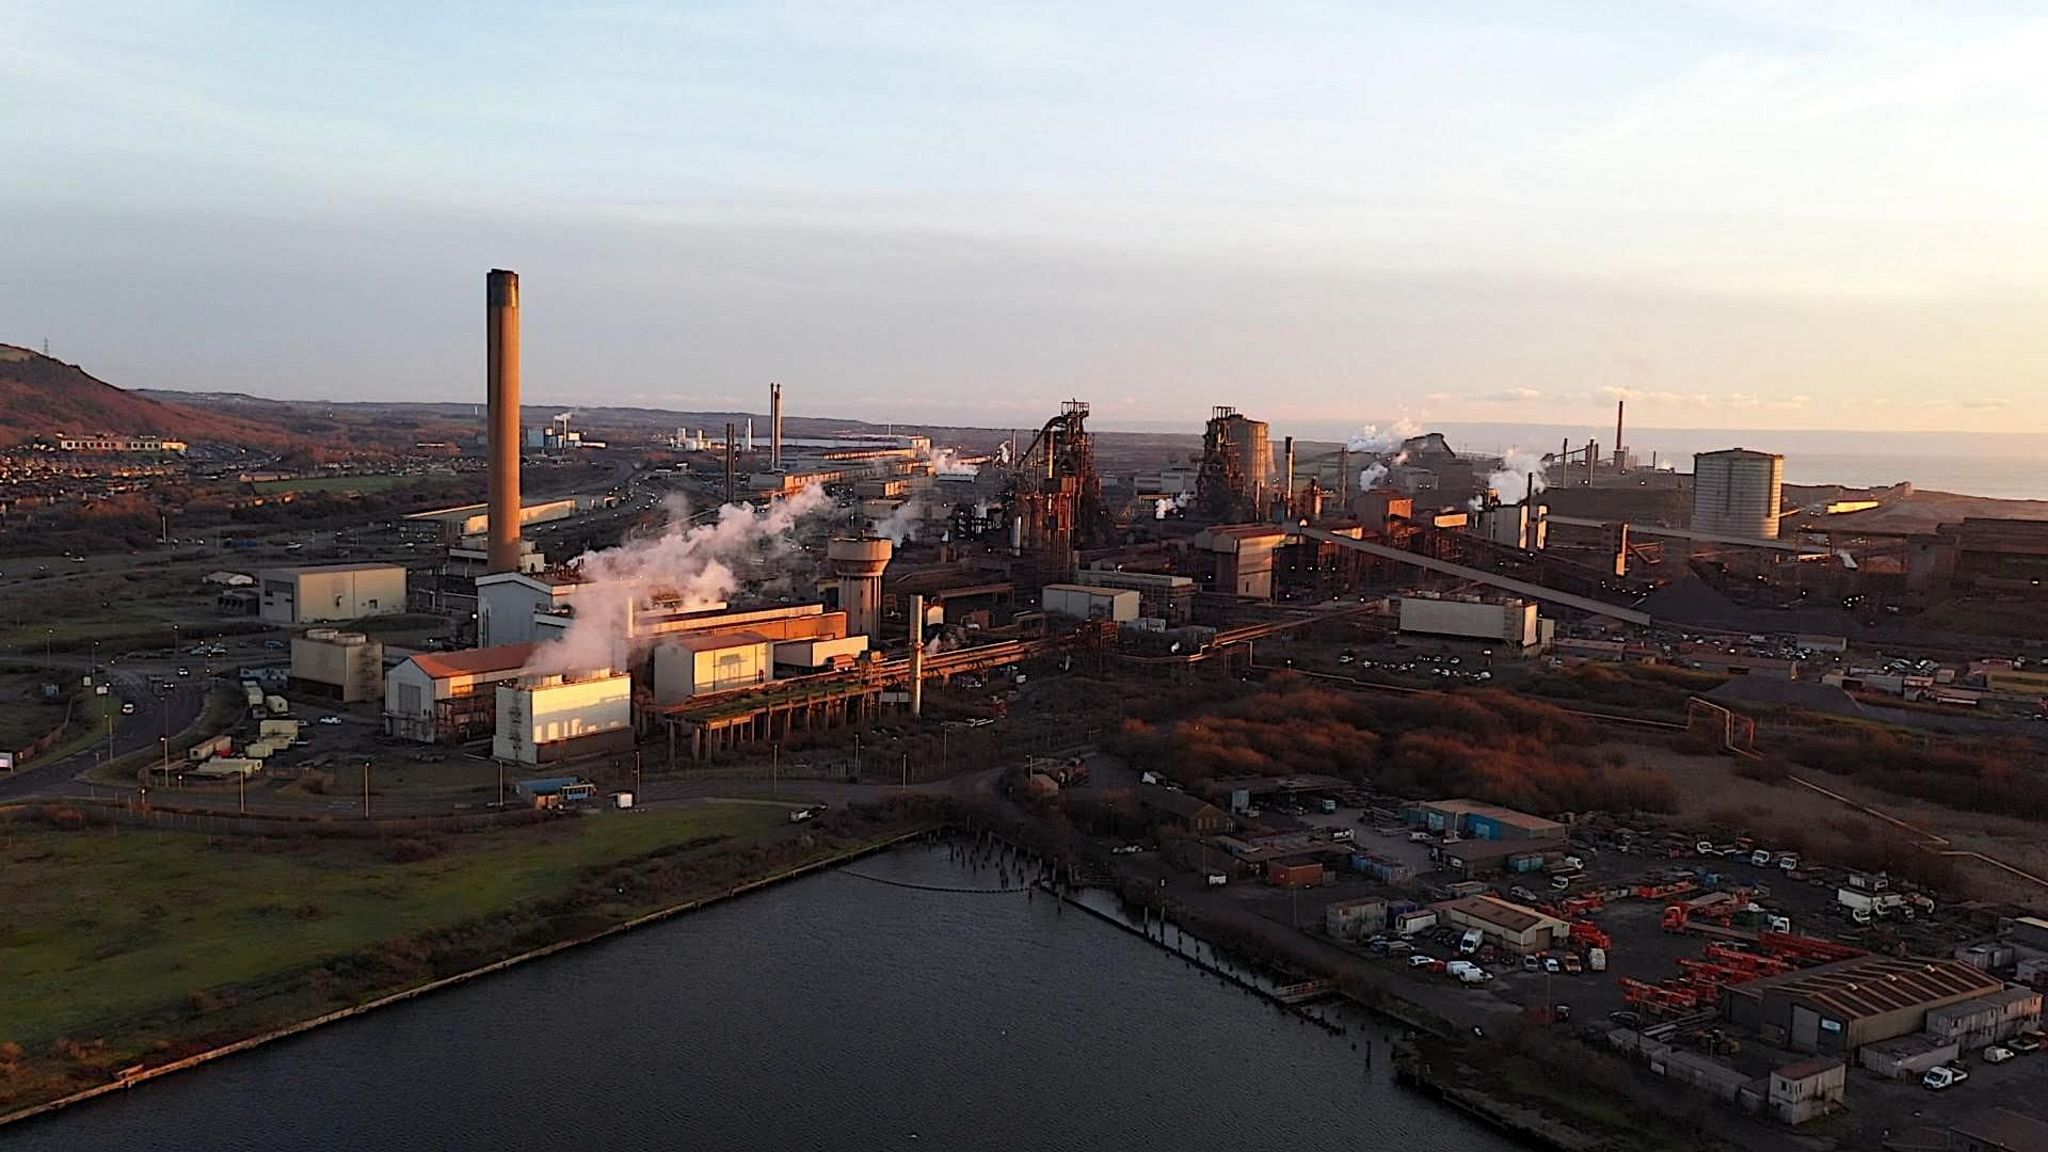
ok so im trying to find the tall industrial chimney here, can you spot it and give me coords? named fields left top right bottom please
left=769, top=382, right=784, bottom=470
left=724, top=421, right=737, bottom=505
left=1281, top=436, right=1295, bottom=522
left=486, top=269, right=521, bottom=574
left=908, top=593, right=926, bottom=718
left=1614, top=399, right=1626, bottom=472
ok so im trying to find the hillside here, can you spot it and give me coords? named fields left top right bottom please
left=0, top=344, right=292, bottom=448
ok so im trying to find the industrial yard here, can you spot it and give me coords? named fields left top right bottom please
left=9, top=270, right=2048, bottom=1149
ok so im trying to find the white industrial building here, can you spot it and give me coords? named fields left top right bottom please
left=493, top=671, right=634, bottom=764
left=403, top=497, right=579, bottom=543
left=773, top=634, right=869, bottom=673
left=289, top=628, right=384, bottom=703
left=474, top=571, right=587, bottom=647
left=1473, top=502, right=1547, bottom=550
left=260, top=563, right=407, bottom=625
left=384, top=643, right=535, bottom=743
left=1692, top=448, right=1785, bottom=540
left=652, top=633, right=774, bottom=705
left=1397, top=593, right=1541, bottom=650
left=1041, top=584, right=1141, bottom=623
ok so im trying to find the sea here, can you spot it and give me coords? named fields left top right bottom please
left=1119, top=421, right=2048, bottom=501
left=5, top=845, right=1517, bottom=1152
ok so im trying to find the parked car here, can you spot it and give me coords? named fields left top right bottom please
left=1985, top=1046, right=2016, bottom=1064
left=1522, top=955, right=1540, bottom=972
left=120, top=702, right=135, bottom=715
left=2009, top=1034, right=2043, bottom=1053
left=1385, top=940, right=1414, bottom=955
left=1923, top=1066, right=1969, bottom=1091
left=1544, top=957, right=1562, bottom=974
left=1407, top=954, right=1437, bottom=969
left=317, top=715, right=344, bottom=726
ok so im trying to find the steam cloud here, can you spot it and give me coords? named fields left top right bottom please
left=525, top=485, right=831, bottom=677
left=1357, top=463, right=1389, bottom=491
left=870, top=497, right=927, bottom=544
left=922, top=445, right=980, bottom=478
left=1483, top=448, right=1549, bottom=505
left=1344, top=420, right=1420, bottom=454
left=1152, top=492, right=1192, bottom=519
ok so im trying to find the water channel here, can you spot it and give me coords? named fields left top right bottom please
left=11, top=842, right=1522, bottom=1151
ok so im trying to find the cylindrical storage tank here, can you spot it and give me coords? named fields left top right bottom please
left=826, top=536, right=892, bottom=642
left=1691, top=448, right=1785, bottom=539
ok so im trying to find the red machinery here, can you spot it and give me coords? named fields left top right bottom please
left=1636, top=880, right=1698, bottom=901
left=1570, top=921, right=1613, bottom=951
left=1618, top=977, right=1701, bottom=1014
left=1760, top=931, right=1863, bottom=964
left=1557, top=896, right=1606, bottom=920
left=1703, top=944, right=1794, bottom=978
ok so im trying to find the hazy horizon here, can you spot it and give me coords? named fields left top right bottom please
left=6, top=2, right=2046, bottom=433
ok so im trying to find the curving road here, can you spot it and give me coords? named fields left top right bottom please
left=0, top=661, right=206, bottom=801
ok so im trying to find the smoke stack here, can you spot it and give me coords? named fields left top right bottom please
left=1614, top=399, right=1626, bottom=472
left=486, top=269, right=521, bottom=574
left=909, top=593, right=925, bottom=718
left=745, top=418, right=755, bottom=453
left=1281, top=436, right=1295, bottom=522
left=1338, top=446, right=1350, bottom=506
left=1524, top=471, right=1536, bottom=550
left=769, top=382, right=783, bottom=470
left=828, top=536, right=892, bottom=642
left=724, top=421, right=737, bottom=505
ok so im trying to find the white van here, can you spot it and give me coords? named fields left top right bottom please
left=1458, top=929, right=1484, bottom=955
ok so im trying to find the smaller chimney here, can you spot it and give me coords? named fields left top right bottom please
left=769, top=382, right=783, bottom=469
left=1614, top=398, right=1626, bottom=472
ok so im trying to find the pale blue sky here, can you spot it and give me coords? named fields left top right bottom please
left=3, top=0, right=2045, bottom=432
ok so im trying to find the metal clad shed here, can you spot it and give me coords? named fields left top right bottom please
left=1925, top=987, right=2043, bottom=1051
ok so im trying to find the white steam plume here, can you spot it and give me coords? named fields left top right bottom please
left=526, top=485, right=832, bottom=677
left=1344, top=420, right=1420, bottom=454
left=870, top=497, right=927, bottom=544
left=1151, top=492, right=1192, bottom=519
left=1357, top=463, right=1388, bottom=491
left=922, top=445, right=980, bottom=478
left=1483, top=448, right=1549, bottom=506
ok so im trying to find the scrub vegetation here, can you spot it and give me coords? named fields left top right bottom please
left=1105, top=675, right=1678, bottom=815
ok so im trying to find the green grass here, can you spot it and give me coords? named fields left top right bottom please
left=251, top=475, right=416, bottom=495
left=0, top=803, right=786, bottom=1045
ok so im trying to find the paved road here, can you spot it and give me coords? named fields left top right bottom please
left=0, top=664, right=206, bottom=801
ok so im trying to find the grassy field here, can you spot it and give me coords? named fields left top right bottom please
left=250, top=475, right=417, bottom=495
left=0, top=803, right=789, bottom=1046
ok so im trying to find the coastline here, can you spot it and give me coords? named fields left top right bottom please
left=0, top=823, right=937, bottom=1133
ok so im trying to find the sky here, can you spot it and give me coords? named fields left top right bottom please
left=2, top=0, right=2045, bottom=434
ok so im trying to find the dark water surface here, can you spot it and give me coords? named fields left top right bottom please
left=11, top=844, right=1520, bottom=1151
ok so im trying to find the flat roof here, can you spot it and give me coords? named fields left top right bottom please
left=259, top=562, right=405, bottom=577
left=1773, top=1056, right=1842, bottom=1081
left=1949, top=1109, right=2048, bottom=1152
left=1735, top=956, right=2002, bottom=1021
left=663, top=631, right=771, bottom=652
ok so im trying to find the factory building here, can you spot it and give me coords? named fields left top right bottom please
left=1192, top=525, right=1286, bottom=600
left=1473, top=501, right=1547, bottom=550
left=1432, top=895, right=1570, bottom=956
left=402, top=498, right=579, bottom=544
left=493, top=671, right=634, bottom=765
left=1692, top=448, right=1785, bottom=540
left=1721, top=956, right=2005, bottom=1054
left=651, top=633, right=774, bottom=704
left=1041, top=584, right=1141, bottom=623
left=474, top=571, right=586, bottom=647
left=772, top=635, right=870, bottom=673
left=1073, top=569, right=1195, bottom=623
left=383, top=643, right=535, bottom=743
left=1195, top=407, right=1273, bottom=520
left=259, top=563, right=408, bottom=625
left=288, top=629, right=384, bottom=703
left=1407, top=798, right=1566, bottom=841
left=1396, top=593, right=1541, bottom=649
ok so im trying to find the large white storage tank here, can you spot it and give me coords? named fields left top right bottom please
left=1692, top=448, right=1785, bottom=539
left=493, top=671, right=634, bottom=765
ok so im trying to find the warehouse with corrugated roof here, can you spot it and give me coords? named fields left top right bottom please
left=1721, top=955, right=2005, bottom=1054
